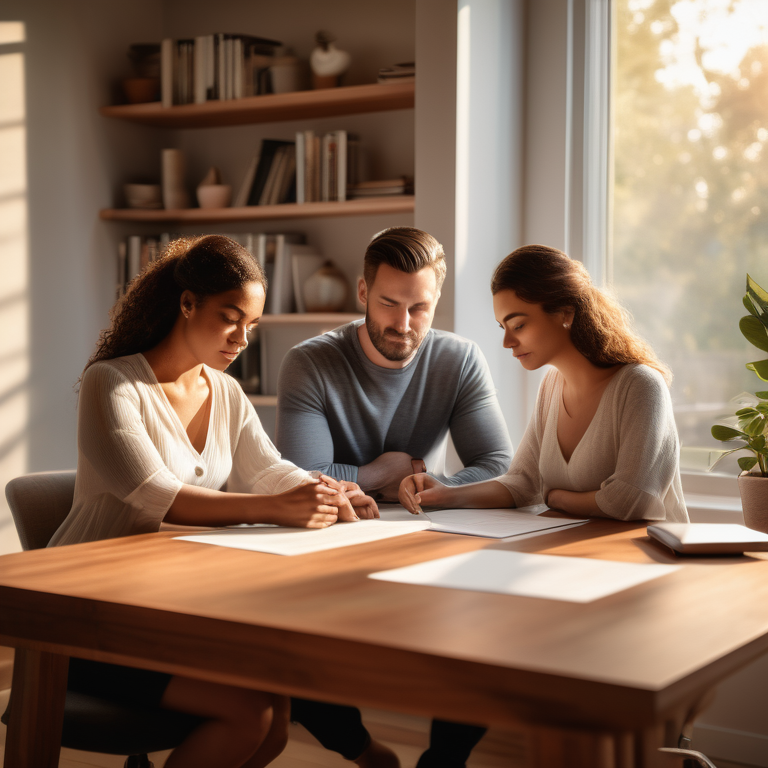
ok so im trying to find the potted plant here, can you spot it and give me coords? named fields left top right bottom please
left=711, top=274, right=768, bottom=532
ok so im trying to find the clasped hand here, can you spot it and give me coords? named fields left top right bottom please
left=398, top=473, right=448, bottom=514
left=272, top=476, right=378, bottom=528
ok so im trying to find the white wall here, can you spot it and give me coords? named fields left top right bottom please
left=453, top=0, right=527, bottom=442
left=0, top=0, right=165, bottom=555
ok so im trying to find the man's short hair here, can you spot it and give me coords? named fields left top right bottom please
left=363, top=227, right=447, bottom=289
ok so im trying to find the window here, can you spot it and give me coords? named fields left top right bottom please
left=609, top=0, right=768, bottom=476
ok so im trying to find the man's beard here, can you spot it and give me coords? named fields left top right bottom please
left=365, top=315, right=425, bottom=362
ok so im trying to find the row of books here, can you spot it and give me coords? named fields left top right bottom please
left=115, top=232, right=324, bottom=315
left=347, top=177, right=413, bottom=198
left=377, top=62, right=415, bottom=84
left=160, top=33, right=281, bottom=107
left=234, top=130, right=359, bottom=208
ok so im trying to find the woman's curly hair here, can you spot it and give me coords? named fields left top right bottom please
left=85, top=234, right=266, bottom=373
left=491, top=244, right=671, bottom=385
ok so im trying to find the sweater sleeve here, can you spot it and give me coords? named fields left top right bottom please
left=275, top=346, right=358, bottom=482
left=77, top=363, right=183, bottom=525
left=227, top=380, right=314, bottom=495
left=440, top=342, right=514, bottom=486
left=594, top=368, right=680, bottom=521
left=492, top=371, right=555, bottom=506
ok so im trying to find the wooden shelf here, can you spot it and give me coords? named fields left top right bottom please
left=247, top=394, right=278, bottom=407
left=259, top=313, right=362, bottom=325
left=99, top=196, right=414, bottom=224
left=99, top=82, right=415, bottom=129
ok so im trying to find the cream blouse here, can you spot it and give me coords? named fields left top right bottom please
left=50, top=354, right=311, bottom=546
left=494, top=364, right=689, bottom=522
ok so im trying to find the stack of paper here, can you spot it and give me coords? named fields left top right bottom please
left=369, top=550, right=680, bottom=603
left=424, top=505, right=586, bottom=539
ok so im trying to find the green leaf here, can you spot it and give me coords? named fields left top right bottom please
left=711, top=425, right=746, bottom=441
left=747, top=274, right=768, bottom=311
left=747, top=360, right=768, bottom=381
left=736, top=407, right=759, bottom=417
left=756, top=391, right=768, bottom=399
left=744, top=294, right=760, bottom=318
left=738, top=456, right=759, bottom=472
left=744, top=415, right=766, bottom=436
left=740, top=316, right=768, bottom=351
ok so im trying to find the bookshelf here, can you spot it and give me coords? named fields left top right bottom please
left=99, top=196, right=414, bottom=224
left=101, top=77, right=412, bottom=430
left=100, top=82, right=414, bottom=129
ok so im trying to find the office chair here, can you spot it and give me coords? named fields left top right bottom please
left=2, top=470, right=202, bottom=768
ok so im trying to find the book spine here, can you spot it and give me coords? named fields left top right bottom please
left=116, top=240, right=127, bottom=299
left=127, top=235, right=142, bottom=282
left=321, top=134, right=330, bottom=203
left=234, top=153, right=259, bottom=208
left=337, top=130, right=347, bottom=202
left=312, top=134, right=321, bottom=203
left=295, top=132, right=305, bottom=205
left=217, top=33, right=226, bottom=101
left=225, top=37, right=233, bottom=100
left=278, top=150, right=297, bottom=204
left=259, top=145, right=284, bottom=206
left=194, top=37, right=207, bottom=104
left=161, top=38, right=174, bottom=108
left=233, top=38, right=243, bottom=99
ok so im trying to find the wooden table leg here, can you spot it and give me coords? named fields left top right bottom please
left=4, top=648, right=67, bottom=768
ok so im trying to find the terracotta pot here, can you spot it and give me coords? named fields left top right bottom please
left=737, top=472, right=768, bottom=533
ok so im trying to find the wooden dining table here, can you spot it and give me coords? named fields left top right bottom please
left=1, top=516, right=767, bottom=768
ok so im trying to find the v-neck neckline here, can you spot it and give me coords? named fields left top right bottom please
left=138, top=353, right=215, bottom=459
left=553, top=365, right=628, bottom=466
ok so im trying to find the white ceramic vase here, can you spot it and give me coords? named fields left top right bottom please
left=303, top=262, right=349, bottom=312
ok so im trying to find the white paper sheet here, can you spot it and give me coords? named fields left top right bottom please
left=369, top=549, right=681, bottom=602
left=424, top=505, right=587, bottom=539
left=175, top=514, right=431, bottom=556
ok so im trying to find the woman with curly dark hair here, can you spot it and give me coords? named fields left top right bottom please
left=399, top=244, right=688, bottom=523
left=50, top=234, right=376, bottom=768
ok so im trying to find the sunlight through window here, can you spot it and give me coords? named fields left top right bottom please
left=0, top=21, right=27, bottom=554
left=611, top=0, right=768, bottom=473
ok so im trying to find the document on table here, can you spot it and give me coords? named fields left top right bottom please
left=175, top=508, right=431, bottom=556
left=424, top=505, right=587, bottom=539
left=369, top=549, right=681, bottom=603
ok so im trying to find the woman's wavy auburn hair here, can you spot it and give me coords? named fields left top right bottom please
left=491, top=244, right=671, bottom=385
left=84, top=234, right=266, bottom=373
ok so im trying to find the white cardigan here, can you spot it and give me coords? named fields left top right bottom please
left=50, top=354, right=311, bottom=546
left=494, top=364, right=689, bottom=522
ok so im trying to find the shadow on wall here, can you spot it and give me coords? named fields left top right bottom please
left=0, top=22, right=27, bottom=556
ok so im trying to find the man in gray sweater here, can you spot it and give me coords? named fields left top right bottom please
left=276, top=226, right=512, bottom=502
left=276, top=227, right=512, bottom=768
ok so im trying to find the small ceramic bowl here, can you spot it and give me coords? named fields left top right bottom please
left=197, top=184, right=232, bottom=209
left=124, top=183, right=162, bottom=209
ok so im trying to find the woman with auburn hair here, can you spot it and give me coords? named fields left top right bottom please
left=50, top=234, right=376, bottom=768
left=399, top=244, right=689, bottom=523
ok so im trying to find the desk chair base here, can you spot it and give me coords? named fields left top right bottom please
left=659, top=747, right=718, bottom=767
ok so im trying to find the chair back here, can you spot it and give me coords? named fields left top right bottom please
left=5, top=470, right=77, bottom=550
